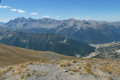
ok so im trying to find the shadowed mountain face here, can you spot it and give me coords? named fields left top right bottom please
left=0, top=32, right=95, bottom=57
left=0, top=22, right=4, bottom=25
left=2, top=17, right=120, bottom=44
left=0, top=22, right=5, bottom=27
left=0, top=29, right=15, bottom=40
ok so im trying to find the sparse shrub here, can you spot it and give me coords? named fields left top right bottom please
left=19, top=64, right=26, bottom=68
left=25, top=72, right=32, bottom=77
left=36, top=73, right=43, bottom=77
left=20, top=74, right=26, bottom=80
left=102, top=61, right=109, bottom=64
left=103, top=76, right=113, bottom=80
left=70, top=73, right=74, bottom=75
left=59, top=62, right=71, bottom=67
left=20, top=72, right=34, bottom=79
left=71, top=60, right=77, bottom=63
left=12, top=67, right=22, bottom=75
left=36, top=72, right=48, bottom=78
left=12, top=69, right=21, bottom=75
left=0, top=66, right=13, bottom=76
left=24, top=67, right=30, bottom=71
left=25, top=62, right=34, bottom=65
left=82, top=66, right=93, bottom=74
left=81, top=63, right=93, bottom=74
left=76, top=63, right=83, bottom=66
left=83, top=62, right=91, bottom=66
left=98, top=64, right=120, bottom=75
left=72, top=69, right=79, bottom=72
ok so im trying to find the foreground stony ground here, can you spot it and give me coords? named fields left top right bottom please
left=0, top=58, right=120, bottom=80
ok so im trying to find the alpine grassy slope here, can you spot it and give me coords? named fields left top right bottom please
left=0, top=43, right=72, bottom=67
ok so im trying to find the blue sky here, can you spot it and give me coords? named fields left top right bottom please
left=0, top=0, right=120, bottom=22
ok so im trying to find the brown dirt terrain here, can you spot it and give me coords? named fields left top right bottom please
left=0, top=44, right=72, bottom=67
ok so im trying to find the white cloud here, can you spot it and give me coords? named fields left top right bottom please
left=30, top=12, right=39, bottom=15
left=43, top=16, right=50, bottom=18
left=10, top=9, right=17, bottom=11
left=1, top=5, right=39, bottom=15
left=10, top=9, right=26, bottom=13
left=17, top=9, right=26, bottom=13
left=0, top=5, right=10, bottom=8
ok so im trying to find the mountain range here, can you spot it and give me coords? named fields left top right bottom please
left=2, top=17, right=120, bottom=44
left=0, top=17, right=120, bottom=80
left=0, top=22, right=4, bottom=25
left=1, top=17, right=120, bottom=58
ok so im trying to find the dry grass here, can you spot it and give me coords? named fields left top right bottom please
left=0, top=66, right=13, bottom=76
left=72, top=69, right=79, bottom=72
left=98, top=64, right=120, bottom=75
left=24, top=62, right=34, bottom=65
left=59, top=59, right=120, bottom=75
left=76, top=63, right=83, bottom=66
left=10, top=61, right=34, bottom=75
left=0, top=44, right=72, bottom=67
left=103, top=76, right=113, bottom=80
left=20, top=72, right=34, bottom=80
left=0, top=60, right=49, bottom=77
left=1, top=56, right=120, bottom=79
left=77, top=62, right=93, bottom=74
left=71, top=59, right=77, bottom=63
left=40, top=59, right=49, bottom=63
left=12, top=67, right=22, bottom=75
left=24, top=67, right=30, bottom=71
left=59, top=62, right=71, bottom=67
left=36, top=72, right=47, bottom=77
left=82, top=66, right=93, bottom=74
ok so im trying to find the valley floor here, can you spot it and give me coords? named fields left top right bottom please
left=86, top=42, right=120, bottom=59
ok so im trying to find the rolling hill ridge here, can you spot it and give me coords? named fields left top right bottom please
left=0, top=43, right=72, bottom=67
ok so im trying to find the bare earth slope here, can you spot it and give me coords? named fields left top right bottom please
left=0, top=44, right=72, bottom=67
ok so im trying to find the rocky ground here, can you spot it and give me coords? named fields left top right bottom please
left=0, top=58, right=120, bottom=80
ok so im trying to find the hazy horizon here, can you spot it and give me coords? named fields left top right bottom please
left=1, top=17, right=120, bottom=23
